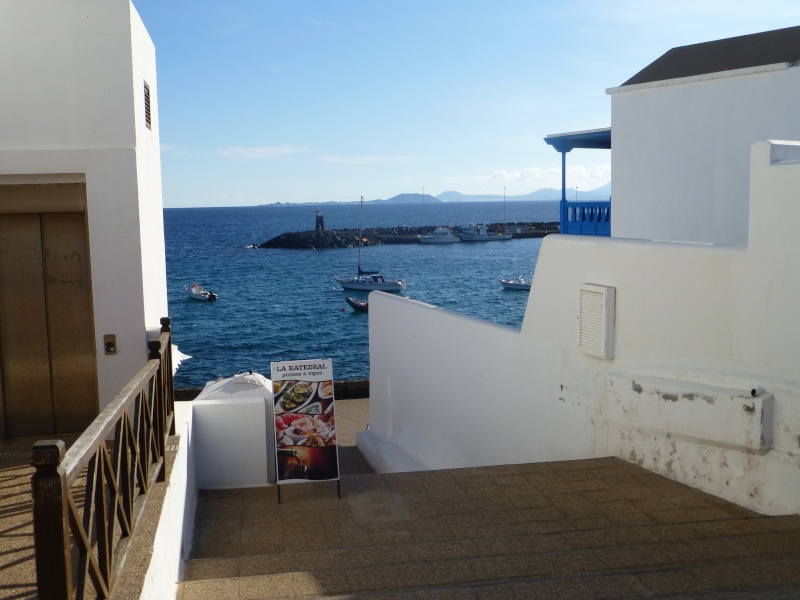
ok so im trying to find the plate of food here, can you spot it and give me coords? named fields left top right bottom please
left=273, top=379, right=291, bottom=400
left=300, top=402, right=322, bottom=415
left=317, top=380, right=334, bottom=400
left=275, top=381, right=317, bottom=413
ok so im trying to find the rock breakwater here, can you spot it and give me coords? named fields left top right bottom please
left=258, top=222, right=558, bottom=249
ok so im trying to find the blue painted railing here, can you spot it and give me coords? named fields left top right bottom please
left=560, top=200, right=611, bottom=236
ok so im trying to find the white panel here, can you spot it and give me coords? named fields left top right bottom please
left=579, top=284, right=615, bottom=359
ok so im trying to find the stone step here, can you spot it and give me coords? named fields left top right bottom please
left=178, top=551, right=608, bottom=600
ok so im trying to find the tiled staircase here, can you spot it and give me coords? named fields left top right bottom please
left=177, top=458, right=800, bottom=600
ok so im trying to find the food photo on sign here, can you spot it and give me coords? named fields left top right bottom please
left=270, top=359, right=339, bottom=483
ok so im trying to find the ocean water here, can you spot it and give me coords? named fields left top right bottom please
left=165, top=201, right=559, bottom=388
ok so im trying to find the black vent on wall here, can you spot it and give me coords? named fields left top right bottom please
left=144, top=81, right=151, bottom=130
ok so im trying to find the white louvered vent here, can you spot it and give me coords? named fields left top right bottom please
left=579, top=284, right=616, bottom=359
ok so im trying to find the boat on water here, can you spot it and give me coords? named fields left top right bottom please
left=345, top=297, right=368, bottom=312
left=186, top=283, right=218, bottom=301
left=459, top=223, right=512, bottom=241
left=419, top=226, right=461, bottom=243
left=335, top=196, right=405, bottom=292
left=338, top=273, right=405, bottom=291
left=499, top=276, right=531, bottom=290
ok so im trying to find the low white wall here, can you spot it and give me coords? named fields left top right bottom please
left=367, top=294, right=599, bottom=470
left=140, top=402, right=196, bottom=600
left=192, top=397, right=272, bottom=489
left=366, top=141, right=800, bottom=515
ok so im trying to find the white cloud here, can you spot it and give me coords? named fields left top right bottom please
left=321, top=154, right=416, bottom=165
left=218, top=145, right=307, bottom=160
left=479, top=164, right=611, bottom=191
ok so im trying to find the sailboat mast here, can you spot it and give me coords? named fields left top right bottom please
left=357, top=195, right=364, bottom=275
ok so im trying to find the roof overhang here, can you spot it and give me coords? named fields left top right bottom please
left=544, top=127, right=611, bottom=153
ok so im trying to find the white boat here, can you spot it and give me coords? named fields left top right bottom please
left=186, top=283, right=217, bottom=301
left=336, top=196, right=406, bottom=292
left=337, top=273, right=405, bottom=291
left=499, top=276, right=531, bottom=290
left=459, top=223, right=512, bottom=241
left=419, top=226, right=461, bottom=243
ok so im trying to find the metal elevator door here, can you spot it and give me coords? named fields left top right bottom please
left=0, top=184, right=98, bottom=437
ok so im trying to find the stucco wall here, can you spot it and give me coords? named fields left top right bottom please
left=365, top=141, right=800, bottom=515
left=366, top=295, right=599, bottom=471
left=0, top=0, right=168, bottom=408
left=608, top=64, right=800, bottom=245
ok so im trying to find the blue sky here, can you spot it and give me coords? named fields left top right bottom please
left=132, top=0, right=800, bottom=207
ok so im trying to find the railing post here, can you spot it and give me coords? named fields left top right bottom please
left=160, top=316, right=176, bottom=436
left=148, top=339, right=167, bottom=482
left=31, top=440, right=72, bottom=599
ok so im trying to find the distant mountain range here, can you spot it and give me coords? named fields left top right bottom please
left=370, top=183, right=610, bottom=203
left=266, top=183, right=610, bottom=206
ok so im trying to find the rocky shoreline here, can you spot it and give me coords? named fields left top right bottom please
left=258, top=222, right=558, bottom=249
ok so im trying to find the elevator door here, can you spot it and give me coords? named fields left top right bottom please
left=0, top=186, right=98, bottom=437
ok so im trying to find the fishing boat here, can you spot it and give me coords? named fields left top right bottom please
left=335, top=196, right=406, bottom=292
left=499, top=276, right=531, bottom=290
left=186, top=283, right=217, bottom=301
left=345, top=297, right=369, bottom=312
left=459, top=223, right=512, bottom=241
left=419, top=226, right=461, bottom=243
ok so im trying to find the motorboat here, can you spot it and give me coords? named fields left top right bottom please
left=419, top=226, right=461, bottom=243
left=459, top=223, right=512, bottom=241
left=337, top=273, right=405, bottom=291
left=336, top=196, right=405, bottom=292
left=345, top=297, right=368, bottom=312
left=499, top=276, right=531, bottom=290
left=186, top=283, right=217, bottom=301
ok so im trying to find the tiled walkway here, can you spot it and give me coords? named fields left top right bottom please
left=3, top=399, right=800, bottom=599
left=180, top=457, right=800, bottom=599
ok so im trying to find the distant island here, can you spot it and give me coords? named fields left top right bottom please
left=265, top=182, right=611, bottom=206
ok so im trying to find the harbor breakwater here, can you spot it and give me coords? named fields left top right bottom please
left=259, top=222, right=558, bottom=249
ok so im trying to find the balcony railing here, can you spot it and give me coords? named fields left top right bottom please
left=31, top=317, right=175, bottom=599
left=560, top=200, right=611, bottom=236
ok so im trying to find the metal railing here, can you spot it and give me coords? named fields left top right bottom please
left=31, top=317, right=175, bottom=599
left=560, top=200, right=611, bottom=236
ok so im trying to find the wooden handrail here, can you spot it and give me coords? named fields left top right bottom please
left=31, top=317, right=175, bottom=599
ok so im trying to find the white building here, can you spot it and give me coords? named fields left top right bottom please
left=359, top=26, right=800, bottom=516
left=610, top=25, right=800, bottom=245
left=0, top=0, right=167, bottom=437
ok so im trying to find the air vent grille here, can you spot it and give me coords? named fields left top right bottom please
left=579, top=283, right=615, bottom=359
left=144, top=81, right=151, bottom=130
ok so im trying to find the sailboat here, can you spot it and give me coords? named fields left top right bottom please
left=335, top=196, right=406, bottom=292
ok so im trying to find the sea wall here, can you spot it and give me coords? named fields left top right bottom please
left=259, top=223, right=557, bottom=249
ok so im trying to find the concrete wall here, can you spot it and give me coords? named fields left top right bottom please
left=364, top=141, right=800, bottom=515
left=608, top=64, right=800, bottom=245
left=0, top=0, right=168, bottom=407
left=141, top=402, right=195, bottom=600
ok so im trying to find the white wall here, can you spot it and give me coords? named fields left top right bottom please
left=366, top=295, right=599, bottom=471
left=141, top=402, right=196, bottom=600
left=0, top=0, right=168, bottom=407
left=608, top=64, right=800, bottom=245
left=365, top=141, right=800, bottom=515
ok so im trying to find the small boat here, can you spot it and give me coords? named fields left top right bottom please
left=346, top=297, right=368, bottom=312
left=459, top=223, right=512, bottom=241
left=337, top=273, right=405, bottom=291
left=186, top=283, right=217, bottom=301
left=499, top=276, right=531, bottom=290
left=419, top=226, right=461, bottom=243
left=336, top=196, right=405, bottom=292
